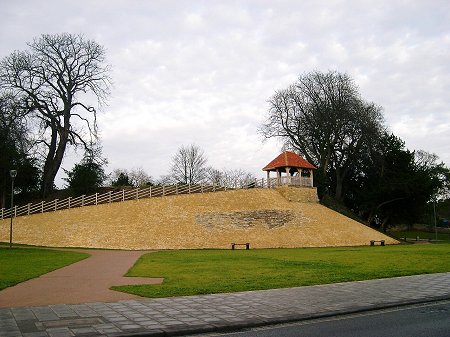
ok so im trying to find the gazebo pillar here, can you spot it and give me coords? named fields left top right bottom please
left=277, top=170, right=281, bottom=185
left=297, top=168, right=302, bottom=185
left=266, top=170, right=270, bottom=188
left=310, top=169, right=314, bottom=187
left=285, top=167, right=291, bottom=185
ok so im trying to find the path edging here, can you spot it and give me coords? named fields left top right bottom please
left=112, top=295, right=450, bottom=337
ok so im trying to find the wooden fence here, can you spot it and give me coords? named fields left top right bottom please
left=0, top=176, right=313, bottom=220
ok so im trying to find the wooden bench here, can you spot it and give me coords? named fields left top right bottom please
left=370, top=240, right=385, bottom=246
left=231, top=243, right=250, bottom=250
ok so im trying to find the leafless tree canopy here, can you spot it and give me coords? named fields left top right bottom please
left=414, top=150, right=439, bottom=170
left=170, top=144, right=207, bottom=185
left=205, top=167, right=255, bottom=188
left=129, top=167, right=154, bottom=187
left=260, top=70, right=385, bottom=199
left=108, top=167, right=154, bottom=187
left=0, top=33, right=111, bottom=196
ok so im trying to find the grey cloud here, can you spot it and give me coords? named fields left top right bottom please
left=1, top=0, right=449, bottom=186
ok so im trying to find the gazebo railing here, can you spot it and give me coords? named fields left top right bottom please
left=268, top=176, right=313, bottom=188
left=0, top=177, right=314, bottom=220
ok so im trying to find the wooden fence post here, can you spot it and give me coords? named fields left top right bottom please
left=14, top=206, right=17, bottom=217
left=136, top=188, right=139, bottom=200
left=82, top=195, right=85, bottom=207
left=149, top=186, right=152, bottom=198
left=162, top=185, right=165, bottom=196
left=109, top=191, right=112, bottom=203
left=41, top=201, right=44, bottom=213
left=122, top=189, right=125, bottom=202
left=95, top=193, right=98, bottom=205
left=68, top=197, right=71, bottom=209
left=28, top=203, right=31, bottom=215
left=54, top=199, right=58, bottom=211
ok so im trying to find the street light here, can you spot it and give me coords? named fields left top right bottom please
left=434, top=199, right=438, bottom=241
left=9, top=169, right=17, bottom=248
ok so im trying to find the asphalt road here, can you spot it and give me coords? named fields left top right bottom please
left=190, top=300, right=450, bottom=337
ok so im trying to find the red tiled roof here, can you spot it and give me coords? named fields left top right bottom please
left=262, top=151, right=316, bottom=171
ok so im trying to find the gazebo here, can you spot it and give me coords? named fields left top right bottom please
left=263, top=151, right=316, bottom=187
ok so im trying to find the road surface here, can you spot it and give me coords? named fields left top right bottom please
left=189, top=300, right=450, bottom=337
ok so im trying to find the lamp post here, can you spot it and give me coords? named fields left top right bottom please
left=433, top=199, right=437, bottom=241
left=9, top=169, right=17, bottom=248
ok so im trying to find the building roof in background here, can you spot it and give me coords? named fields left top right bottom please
left=262, top=151, right=316, bottom=171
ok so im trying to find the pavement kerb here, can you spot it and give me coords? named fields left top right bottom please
left=2, top=272, right=450, bottom=337
left=110, top=295, right=450, bottom=337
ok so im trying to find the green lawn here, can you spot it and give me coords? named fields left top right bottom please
left=388, top=230, right=450, bottom=242
left=0, top=247, right=89, bottom=290
left=113, top=244, right=450, bottom=298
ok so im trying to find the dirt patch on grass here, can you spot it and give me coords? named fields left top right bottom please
left=196, top=209, right=296, bottom=230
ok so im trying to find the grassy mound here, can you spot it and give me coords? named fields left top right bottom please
left=0, top=188, right=396, bottom=249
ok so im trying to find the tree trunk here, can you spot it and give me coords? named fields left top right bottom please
left=367, top=209, right=375, bottom=227
left=335, top=168, right=345, bottom=201
left=0, top=189, right=5, bottom=209
left=41, top=125, right=69, bottom=197
left=381, top=216, right=390, bottom=232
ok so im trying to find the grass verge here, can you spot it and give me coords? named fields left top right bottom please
left=113, top=244, right=450, bottom=298
left=0, top=247, right=89, bottom=290
left=388, top=231, right=450, bottom=242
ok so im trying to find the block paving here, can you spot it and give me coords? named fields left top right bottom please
left=1, top=272, right=449, bottom=337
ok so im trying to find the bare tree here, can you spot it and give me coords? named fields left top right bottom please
left=129, top=167, right=153, bottom=187
left=414, top=150, right=440, bottom=170
left=108, top=169, right=132, bottom=187
left=221, top=168, right=255, bottom=188
left=0, top=33, right=111, bottom=196
left=260, top=70, right=384, bottom=200
left=107, top=167, right=152, bottom=187
left=205, top=167, right=223, bottom=185
left=204, top=167, right=255, bottom=188
left=156, top=174, right=175, bottom=186
left=170, top=144, right=207, bottom=184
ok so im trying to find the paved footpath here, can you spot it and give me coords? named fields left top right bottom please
left=0, top=250, right=163, bottom=308
left=0, top=272, right=449, bottom=337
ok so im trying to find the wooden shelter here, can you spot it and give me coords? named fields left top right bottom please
left=263, top=151, right=316, bottom=187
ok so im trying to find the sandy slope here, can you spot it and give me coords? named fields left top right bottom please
left=0, top=188, right=397, bottom=249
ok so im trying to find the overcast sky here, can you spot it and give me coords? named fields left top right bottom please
left=1, top=0, right=449, bottom=184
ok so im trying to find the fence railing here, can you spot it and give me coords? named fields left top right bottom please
left=0, top=176, right=313, bottom=220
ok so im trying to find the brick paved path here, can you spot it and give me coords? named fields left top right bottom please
left=0, top=273, right=449, bottom=337
left=0, top=250, right=163, bottom=308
